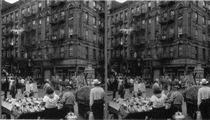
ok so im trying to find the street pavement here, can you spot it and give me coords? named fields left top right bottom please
left=1, top=88, right=193, bottom=120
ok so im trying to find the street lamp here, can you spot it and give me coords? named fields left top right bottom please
left=0, top=0, right=2, bottom=118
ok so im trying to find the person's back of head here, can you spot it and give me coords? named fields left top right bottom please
left=153, top=86, right=162, bottom=95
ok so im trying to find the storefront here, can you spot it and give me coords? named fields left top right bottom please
left=53, top=59, right=96, bottom=79
left=164, top=59, right=205, bottom=79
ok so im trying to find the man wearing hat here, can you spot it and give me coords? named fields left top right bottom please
left=198, top=78, right=210, bottom=119
left=166, top=85, right=184, bottom=118
left=90, top=79, right=105, bottom=120
left=59, top=86, right=76, bottom=115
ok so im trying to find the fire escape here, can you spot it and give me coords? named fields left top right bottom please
left=19, top=10, right=37, bottom=76
left=49, top=0, right=67, bottom=74
left=158, top=1, right=176, bottom=65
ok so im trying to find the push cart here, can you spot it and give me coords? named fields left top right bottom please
left=77, top=99, right=90, bottom=119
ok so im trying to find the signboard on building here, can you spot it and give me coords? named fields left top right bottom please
left=194, top=64, right=204, bottom=80
left=84, top=65, right=95, bottom=79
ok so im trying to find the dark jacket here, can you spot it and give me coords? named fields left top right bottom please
left=3, top=77, right=9, bottom=91
left=10, top=84, right=17, bottom=95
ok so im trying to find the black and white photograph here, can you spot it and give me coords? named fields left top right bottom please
left=0, top=0, right=210, bottom=120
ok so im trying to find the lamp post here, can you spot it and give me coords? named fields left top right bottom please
left=104, top=1, right=108, bottom=119
left=0, top=0, right=2, bottom=118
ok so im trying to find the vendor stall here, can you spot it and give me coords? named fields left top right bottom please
left=183, top=85, right=201, bottom=118
left=1, top=97, right=67, bottom=119
left=75, top=86, right=93, bottom=119
left=108, top=97, right=154, bottom=119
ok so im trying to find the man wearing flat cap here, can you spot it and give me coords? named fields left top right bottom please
left=90, top=79, right=105, bottom=120
left=198, top=78, right=210, bottom=119
left=59, top=85, right=76, bottom=115
left=166, top=85, right=184, bottom=118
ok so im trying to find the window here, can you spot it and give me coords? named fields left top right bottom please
left=178, top=9, right=183, bottom=19
left=38, top=2, right=42, bottom=11
left=148, top=33, right=151, bottom=41
left=195, top=29, right=198, bottom=39
left=32, top=4, right=36, bottom=13
left=54, top=13, right=58, bottom=21
left=156, top=16, right=159, bottom=25
left=148, top=19, right=151, bottom=25
left=60, top=47, right=64, bottom=58
left=52, top=30, right=57, bottom=39
left=93, top=49, right=96, bottom=60
left=170, top=10, right=174, bottom=18
left=178, top=45, right=183, bottom=57
left=170, top=46, right=174, bottom=57
left=120, top=13, right=123, bottom=20
left=21, top=9, right=25, bottom=15
left=15, top=11, right=18, bottom=20
left=27, top=7, right=30, bottom=13
left=125, top=11, right=128, bottom=19
left=163, top=13, right=167, bottom=20
left=202, top=16, right=206, bottom=25
left=93, top=33, right=96, bottom=43
left=69, top=47, right=73, bottom=57
left=85, top=12, right=88, bottom=23
left=148, top=2, right=151, bottom=10
left=203, top=32, right=205, bottom=41
left=68, top=27, right=73, bottom=37
left=203, top=49, right=206, bottom=60
left=11, top=13, right=14, bottom=20
left=178, top=26, right=183, bottom=37
left=169, top=27, right=174, bottom=37
left=68, top=13, right=73, bottom=21
left=46, top=31, right=49, bottom=40
left=85, top=29, right=88, bottom=39
left=39, top=19, right=42, bottom=25
left=32, top=20, right=35, bottom=26
left=195, top=12, right=198, bottom=23
left=60, top=28, right=65, bottom=38
left=61, top=11, right=65, bottom=19
left=137, top=6, right=140, bottom=12
left=203, top=1, right=206, bottom=8
left=86, top=47, right=89, bottom=59
left=46, top=16, right=50, bottom=25
left=47, top=0, right=50, bottom=6
left=93, top=1, right=96, bottom=8
left=142, top=19, right=145, bottom=25
left=93, top=16, right=96, bottom=26
left=131, top=8, right=134, bottom=15
left=195, top=47, right=198, bottom=59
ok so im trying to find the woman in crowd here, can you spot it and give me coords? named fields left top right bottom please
left=10, top=81, right=17, bottom=99
left=42, top=87, right=60, bottom=119
left=148, top=86, right=167, bottom=119
left=118, top=80, right=125, bottom=99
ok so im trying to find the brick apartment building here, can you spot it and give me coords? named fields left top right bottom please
left=1, top=0, right=105, bottom=81
left=108, top=1, right=210, bottom=80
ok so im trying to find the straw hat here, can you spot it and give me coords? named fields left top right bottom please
left=92, top=79, right=101, bottom=85
left=200, top=78, right=209, bottom=85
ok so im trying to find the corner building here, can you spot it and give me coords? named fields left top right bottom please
left=2, top=0, right=105, bottom=81
left=108, top=1, right=210, bottom=80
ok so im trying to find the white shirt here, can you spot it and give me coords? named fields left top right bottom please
left=198, top=86, right=210, bottom=106
left=130, top=79, right=134, bottom=84
left=43, top=93, right=60, bottom=108
left=21, top=79, right=25, bottom=84
left=150, top=94, right=167, bottom=108
left=138, top=83, right=146, bottom=92
left=90, top=87, right=105, bottom=106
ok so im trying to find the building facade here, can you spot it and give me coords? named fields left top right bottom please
left=108, top=1, right=210, bottom=80
left=2, top=0, right=105, bottom=82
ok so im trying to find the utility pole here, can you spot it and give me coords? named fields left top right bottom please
left=104, top=1, right=108, bottom=119
left=0, top=0, right=2, bottom=118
